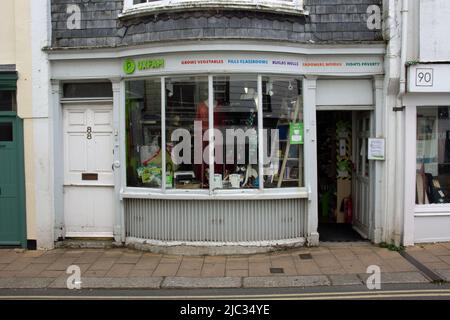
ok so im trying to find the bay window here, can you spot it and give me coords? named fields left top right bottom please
left=122, top=0, right=305, bottom=16
left=125, top=74, right=304, bottom=194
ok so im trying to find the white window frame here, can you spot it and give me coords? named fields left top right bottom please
left=122, top=0, right=306, bottom=17
left=122, top=73, right=308, bottom=200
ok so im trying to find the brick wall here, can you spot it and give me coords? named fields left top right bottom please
left=51, top=0, right=383, bottom=49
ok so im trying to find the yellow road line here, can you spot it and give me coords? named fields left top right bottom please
left=2, top=289, right=450, bottom=300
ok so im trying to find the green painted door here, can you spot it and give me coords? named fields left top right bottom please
left=0, top=114, right=26, bottom=247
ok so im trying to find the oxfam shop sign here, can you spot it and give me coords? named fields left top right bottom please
left=123, top=58, right=165, bottom=75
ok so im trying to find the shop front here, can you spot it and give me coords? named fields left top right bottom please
left=404, top=64, right=450, bottom=245
left=0, top=69, right=26, bottom=248
left=49, top=43, right=384, bottom=253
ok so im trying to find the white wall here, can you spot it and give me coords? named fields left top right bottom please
left=420, top=0, right=450, bottom=62
left=31, top=0, right=53, bottom=249
left=316, top=80, right=374, bottom=106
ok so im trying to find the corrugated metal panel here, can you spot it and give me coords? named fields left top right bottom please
left=125, top=199, right=307, bottom=242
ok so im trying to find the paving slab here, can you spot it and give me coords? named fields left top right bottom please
left=436, top=269, right=450, bottom=282
left=0, top=278, right=55, bottom=289
left=358, top=272, right=429, bottom=284
left=49, top=276, right=163, bottom=289
left=243, top=276, right=330, bottom=288
left=329, top=274, right=364, bottom=286
left=162, top=277, right=241, bottom=289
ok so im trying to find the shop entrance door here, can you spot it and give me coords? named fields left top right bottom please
left=0, top=115, right=26, bottom=247
left=317, top=111, right=371, bottom=242
left=63, top=104, right=115, bottom=238
left=352, top=111, right=372, bottom=238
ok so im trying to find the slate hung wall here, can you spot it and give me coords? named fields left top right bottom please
left=50, top=0, right=384, bottom=49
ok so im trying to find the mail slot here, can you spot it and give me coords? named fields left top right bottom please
left=82, top=173, right=98, bottom=181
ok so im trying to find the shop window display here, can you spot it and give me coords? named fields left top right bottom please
left=125, top=74, right=305, bottom=192
left=126, top=79, right=163, bottom=188
left=262, top=77, right=303, bottom=188
left=416, top=106, right=450, bottom=204
left=166, top=76, right=209, bottom=189
left=213, top=75, right=259, bottom=189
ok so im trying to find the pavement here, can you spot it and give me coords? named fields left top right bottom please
left=0, top=242, right=449, bottom=290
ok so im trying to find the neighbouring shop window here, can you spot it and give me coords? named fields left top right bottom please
left=416, top=106, right=450, bottom=204
left=0, top=90, right=17, bottom=112
left=63, top=82, right=113, bottom=99
left=126, top=79, right=162, bottom=188
left=166, top=76, right=209, bottom=190
left=262, top=77, right=303, bottom=188
left=213, top=75, right=259, bottom=189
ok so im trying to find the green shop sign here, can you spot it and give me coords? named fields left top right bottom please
left=123, top=58, right=165, bottom=75
left=289, top=122, right=304, bottom=145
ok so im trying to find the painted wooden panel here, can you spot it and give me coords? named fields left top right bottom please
left=63, top=105, right=114, bottom=186
left=0, top=117, right=25, bottom=246
left=62, top=104, right=114, bottom=238
left=125, top=198, right=306, bottom=242
left=64, top=186, right=114, bottom=237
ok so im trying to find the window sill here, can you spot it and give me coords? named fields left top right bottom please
left=121, top=187, right=308, bottom=200
left=415, top=204, right=450, bottom=216
left=120, top=1, right=308, bottom=19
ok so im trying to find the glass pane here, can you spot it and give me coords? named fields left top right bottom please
left=213, top=75, right=258, bottom=189
left=0, top=122, right=13, bottom=141
left=63, top=83, right=113, bottom=98
left=416, top=106, right=450, bottom=204
left=0, top=90, right=16, bottom=112
left=262, top=77, right=303, bottom=188
left=125, top=79, right=162, bottom=188
left=166, top=76, right=209, bottom=190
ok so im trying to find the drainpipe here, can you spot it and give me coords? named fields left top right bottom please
left=394, top=0, right=408, bottom=245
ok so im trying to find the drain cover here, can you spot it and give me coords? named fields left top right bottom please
left=299, top=253, right=313, bottom=260
left=270, top=268, right=284, bottom=274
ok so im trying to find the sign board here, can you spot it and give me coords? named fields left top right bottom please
left=289, top=122, right=304, bottom=145
left=408, top=64, right=450, bottom=93
left=368, top=138, right=385, bottom=161
left=122, top=52, right=384, bottom=77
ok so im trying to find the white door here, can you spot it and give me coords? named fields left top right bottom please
left=352, top=111, right=372, bottom=238
left=63, top=104, right=115, bottom=237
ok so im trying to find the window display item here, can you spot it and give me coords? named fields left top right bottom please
left=289, top=122, right=304, bottom=145
left=212, top=174, right=223, bottom=190
left=242, top=165, right=258, bottom=187
left=166, top=173, right=173, bottom=189
left=230, top=174, right=241, bottom=188
left=140, top=137, right=161, bottom=165
left=174, top=171, right=195, bottom=183
left=137, top=165, right=162, bottom=187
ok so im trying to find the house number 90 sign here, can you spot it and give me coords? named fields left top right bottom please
left=416, top=68, right=433, bottom=87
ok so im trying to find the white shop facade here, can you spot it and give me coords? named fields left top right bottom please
left=403, top=63, right=450, bottom=245
left=48, top=42, right=386, bottom=253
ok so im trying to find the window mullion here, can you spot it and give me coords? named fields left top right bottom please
left=161, top=77, right=167, bottom=192
left=208, top=75, right=214, bottom=194
left=257, top=75, right=264, bottom=191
